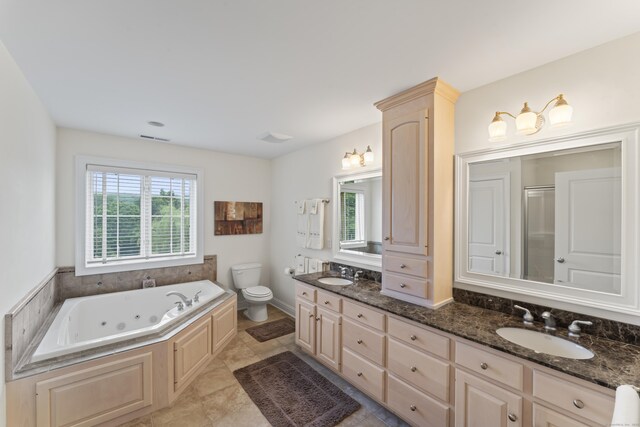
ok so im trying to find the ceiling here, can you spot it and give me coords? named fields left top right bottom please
left=2, top=1, right=640, bottom=158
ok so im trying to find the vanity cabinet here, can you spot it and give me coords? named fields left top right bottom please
left=295, top=298, right=317, bottom=354
left=316, top=307, right=341, bottom=371
left=173, top=316, right=212, bottom=392
left=375, top=77, right=459, bottom=308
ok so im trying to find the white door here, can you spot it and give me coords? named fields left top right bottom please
left=468, top=177, right=509, bottom=276
left=555, top=168, right=621, bottom=293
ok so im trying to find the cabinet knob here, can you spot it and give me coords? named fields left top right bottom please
left=357, top=372, right=363, bottom=377
left=400, top=283, right=406, bottom=288
left=410, top=335, right=417, bottom=341
left=480, top=362, right=488, bottom=370
left=357, top=313, right=363, bottom=318
left=316, top=317, right=320, bottom=321
left=410, top=405, right=417, bottom=412
left=302, top=291, right=307, bottom=295
left=508, top=413, right=518, bottom=422
left=410, top=366, right=417, bottom=372
left=384, top=237, right=390, bottom=241
left=556, top=257, right=566, bottom=263
left=309, top=314, right=314, bottom=318
left=495, top=250, right=503, bottom=255
left=573, top=399, right=585, bottom=409
left=400, top=264, right=407, bottom=269
left=324, top=301, right=330, bottom=305
left=357, top=339, right=363, bottom=344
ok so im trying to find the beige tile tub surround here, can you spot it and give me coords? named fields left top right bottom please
left=4, top=255, right=217, bottom=381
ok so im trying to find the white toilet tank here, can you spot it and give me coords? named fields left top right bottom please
left=231, top=263, right=262, bottom=289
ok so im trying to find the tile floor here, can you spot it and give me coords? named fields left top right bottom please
left=121, top=304, right=409, bottom=427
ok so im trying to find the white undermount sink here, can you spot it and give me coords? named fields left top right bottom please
left=317, top=277, right=353, bottom=286
left=496, top=327, right=594, bottom=360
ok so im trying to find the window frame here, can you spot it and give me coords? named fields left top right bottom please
left=339, top=188, right=367, bottom=247
left=75, top=155, right=204, bottom=276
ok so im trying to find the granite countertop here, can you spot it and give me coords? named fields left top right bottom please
left=294, top=272, right=640, bottom=391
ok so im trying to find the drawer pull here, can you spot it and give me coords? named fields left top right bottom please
left=309, top=314, right=314, bottom=318
left=316, top=317, right=320, bottom=321
left=384, top=236, right=390, bottom=241
left=302, top=291, right=307, bottom=296
left=410, top=334, right=417, bottom=341
left=400, top=264, right=407, bottom=269
left=410, top=366, right=417, bottom=372
left=508, top=413, right=518, bottom=422
left=357, top=372, right=363, bottom=377
left=357, top=339, right=363, bottom=344
left=324, top=301, right=330, bottom=305
left=410, top=405, right=417, bottom=412
left=400, top=283, right=407, bottom=288
left=480, top=362, right=488, bottom=370
left=357, top=313, right=363, bottom=318
left=573, top=399, right=585, bottom=409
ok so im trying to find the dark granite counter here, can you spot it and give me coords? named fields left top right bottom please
left=294, top=272, right=640, bottom=391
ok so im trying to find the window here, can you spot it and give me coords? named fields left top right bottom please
left=76, top=157, right=203, bottom=275
left=340, top=190, right=365, bottom=244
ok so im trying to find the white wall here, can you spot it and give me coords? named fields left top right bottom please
left=56, top=128, right=271, bottom=289
left=456, top=31, right=640, bottom=154
left=269, top=124, right=382, bottom=312
left=0, top=41, right=56, bottom=427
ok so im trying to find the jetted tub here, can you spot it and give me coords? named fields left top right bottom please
left=31, top=280, right=225, bottom=363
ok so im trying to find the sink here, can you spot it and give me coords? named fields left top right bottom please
left=317, top=277, right=353, bottom=286
left=496, top=328, right=594, bottom=360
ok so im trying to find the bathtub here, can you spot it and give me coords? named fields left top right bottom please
left=31, top=280, right=225, bottom=363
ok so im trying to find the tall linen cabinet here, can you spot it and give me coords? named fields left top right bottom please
left=375, top=77, right=459, bottom=308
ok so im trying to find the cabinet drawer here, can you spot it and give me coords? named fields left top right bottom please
left=455, top=342, right=524, bottom=391
left=533, top=404, right=591, bottom=427
left=388, top=338, right=449, bottom=402
left=384, top=254, right=428, bottom=278
left=533, top=370, right=614, bottom=425
left=384, top=272, right=428, bottom=299
left=342, top=348, right=385, bottom=402
left=317, top=290, right=341, bottom=313
left=343, top=318, right=386, bottom=365
left=295, top=282, right=316, bottom=303
left=387, top=374, right=449, bottom=427
left=388, top=316, right=450, bottom=360
left=343, top=299, right=386, bottom=331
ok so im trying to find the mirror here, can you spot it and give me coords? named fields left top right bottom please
left=332, top=170, right=382, bottom=269
left=456, top=125, right=639, bottom=322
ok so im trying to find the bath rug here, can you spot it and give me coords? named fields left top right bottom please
left=233, top=351, right=360, bottom=427
left=245, top=317, right=295, bottom=342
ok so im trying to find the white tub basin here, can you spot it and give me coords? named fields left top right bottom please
left=317, top=277, right=353, bottom=286
left=496, top=328, right=594, bottom=359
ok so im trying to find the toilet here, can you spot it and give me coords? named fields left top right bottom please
left=231, top=263, right=273, bottom=322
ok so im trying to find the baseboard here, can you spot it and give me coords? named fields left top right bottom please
left=269, top=297, right=295, bottom=317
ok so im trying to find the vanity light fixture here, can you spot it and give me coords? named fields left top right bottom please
left=488, top=94, right=573, bottom=141
left=341, top=146, right=375, bottom=170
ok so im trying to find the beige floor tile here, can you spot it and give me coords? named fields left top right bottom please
left=192, top=365, right=237, bottom=398
left=117, top=414, right=152, bottom=427
left=212, top=401, right=271, bottom=427
left=151, top=387, right=210, bottom=427
left=275, top=332, right=295, bottom=347
left=336, top=408, right=370, bottom=427
left=245, top=335, right=284, bottom=355
left=360, top=413, right=388, bottom=427
left=201, top=383, right=252, bottom=420
left=219, top=339, right=261, bottom=371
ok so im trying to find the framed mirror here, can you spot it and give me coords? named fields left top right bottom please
left=455, top=124, right=640, bottom=323
left=332, top=169, right=382, bottom=269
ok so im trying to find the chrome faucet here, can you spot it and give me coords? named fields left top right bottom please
left=568, top=320, right=593, bottom=338
left=541, top=311, right=556, bottom=332
left=513, top=305, right=534, bottom=326
left=167, top=291, right=193, bottom=307
left=339, top=267, right=352, bottom=278
left=193, top=290, right=202, bottom=303
left=354, top=270, right=364, bottom=281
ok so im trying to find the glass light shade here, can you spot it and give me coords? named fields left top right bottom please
left=350, top=149, right=360, bottom=166
left=549, top=103, right=573, bottom=126
left=341, top=153, right=351, bottom=169
left=516, top=111, right=538, bottom=135
left=488, top=119, right=507, bottom=141
left=363, top=146, right=374, bottom=163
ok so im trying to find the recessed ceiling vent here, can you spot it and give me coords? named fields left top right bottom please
left=258, top=132, right=293, bottom=143
left=139, top=134, right=170, bottom=142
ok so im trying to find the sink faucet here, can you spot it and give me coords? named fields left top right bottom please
left=339, top=267, right=352, bottom=278
left=568, top=320, right=593, bottom=338
left=167, top=291, right=193, bottom=307
left=541, top=311, right=556, bottom=332
left=354, top=270, right=364, bottom=281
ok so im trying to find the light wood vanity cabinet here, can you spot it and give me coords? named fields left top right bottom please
left=294, top=282, right=616, bottom=427
left=173, top=316, right=212, bottom=392
left=375, top=77, right=460, bottom=308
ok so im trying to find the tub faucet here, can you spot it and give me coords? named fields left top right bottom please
left=167, top=291, right=193, bottom=307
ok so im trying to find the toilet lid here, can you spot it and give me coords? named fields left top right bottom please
left=244, top=286, right=272, bottom=297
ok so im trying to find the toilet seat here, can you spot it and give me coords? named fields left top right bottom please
left=242, top=286, right=273, bottom=300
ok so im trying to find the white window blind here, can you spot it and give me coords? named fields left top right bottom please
left=85, top=164, right=197, bottom=267
left=340, top=190, right=365, bottom=243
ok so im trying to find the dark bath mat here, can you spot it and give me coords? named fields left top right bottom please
left=233, top=351, right=360, bottom=427
left=245, top=317, right=295, bottom=342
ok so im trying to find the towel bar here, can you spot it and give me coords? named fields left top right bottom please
left=294, top=199, right=330, bottom=204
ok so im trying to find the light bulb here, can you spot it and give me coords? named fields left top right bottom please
left=363, top=146, right=374, bottom=163
left=350, top=149, right=360, bottom=166
left=515, top=103, right=538, bottom=135
left=549, top=95, right=573, bottom=126
left=341, top=153, right=351, bottom=169
left=488, top=113, right=507, bottom=141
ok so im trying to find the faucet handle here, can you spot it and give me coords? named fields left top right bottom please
left=354, top=270, right=364, bottom=280
left=568, top=320, right=593, bottom=338
left=174, top=301, right=184, bottom=311
left=194, top=290, right=202, bottom=303
left=513, top=305, right=534, bottom=325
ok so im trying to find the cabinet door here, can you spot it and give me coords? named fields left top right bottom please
left=295, top=299, right=316, bottom=354
left=455, top=369, right=522, bottom=427
left=315, top=307, right=341, bottom=371
left=383, top=110, right=428, bottom=255
left=174, top=316, right=212, bottom=391
left=533, top=404, right=590, bottom=427
left=213, top=297, right=237, bottom=353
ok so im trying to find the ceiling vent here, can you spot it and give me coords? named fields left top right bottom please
left=139, top=134, right=170, bottom=142
left=258, top=132, right=293, bottom=143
